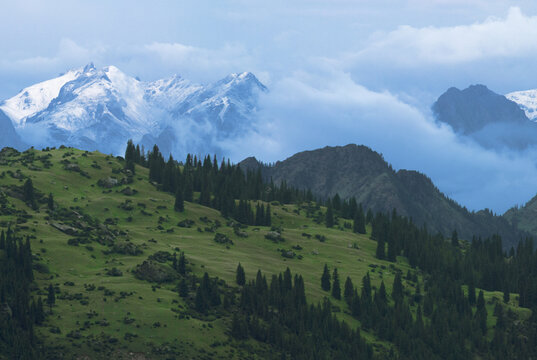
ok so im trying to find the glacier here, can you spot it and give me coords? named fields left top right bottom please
left=0, top=63, right=267, bottom=158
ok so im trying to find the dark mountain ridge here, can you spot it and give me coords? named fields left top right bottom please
left=432, top=84, right=537, bottom=150
left=241, top=144, right=524, bottom=248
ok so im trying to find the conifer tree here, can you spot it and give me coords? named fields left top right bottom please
left=178, top=252, right=186, bottom=275
left=325, top=204, right=334, bottom=228
left=331, top=268, right=341, bottom=300
left=376, top=238, right=385, bottom=260
left=392, top=272, right=403, bottom=303
left=179, top=278, right=189, bottom=298
left=451, top=230, right=459, bottom=247
left=321, top=264, right=331, bottom=291
left=353, top=205, right=366, bottom=234
left=47, top=284, right=55, bottom=312
left=344, top=276, right=354, bottom=304
left=23, top=178, right=36, bottom=209
left=265, top=204, right=272, bottom=226
left=124, top=139, right=136, bottom=173
left=468, top=278, right=476, bottom=305
left=174, top=188, right=184, bottom=212
left=236, top=263, right=246, bottom=286
left=476, top=290, right=487, bottom=334
left=47, top=193, right=54, bottom=210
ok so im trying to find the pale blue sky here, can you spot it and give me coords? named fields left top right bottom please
left=3, top=0, right=537, bottom=212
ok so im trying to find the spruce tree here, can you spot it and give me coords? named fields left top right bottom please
left=124, top=139, right=136, bottom=174
left=392, top=272, right=403, bottom=303
left=174, top=188, right=184, bottom=212
left=265, top=204, right=272, bottom=226
left=353, top=205, right=366, bottom=234
left=376, top=238, right=385, bottom=260
left=468, top=278, right=476, bottom=305
left=321, top=264, right=331, bottom=291
left=236, top=263, right=246, bottom=286
left=451, top=230, right=459, bottom=247
left=47, top=193, right=54, bottom=210
left=23, top=178, right=36, bottom=209
left=325, top=204, right=334, bottom=228
left=476, top=290, right=487, bottom=334
left=179, top=278, right=189, bottom=298
left=331, top=268, right=341, bottom=300
left=344, top=276, right=354, bottom=304
left=47, top=284, right=55, bottom=312
left=178, top=252, right=186, bottom=275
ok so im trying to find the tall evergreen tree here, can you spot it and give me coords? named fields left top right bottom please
left=451, top=230, right=459, bottom=247
left=236, top=263, right=246, bottom=286
left=321, top=264, right=331, bottom=291
left=23, top=178, right=36, bottom=209
left=331, top=268, right=341, bottom=300
left=376, top=238, right=385, bottom=260
left=392, top=272, right=403, bottom=303
left=174, top=188, right=184, bottom=212
left=325, top=204, right=334, bottom=228
left=353, top=205, right=366, bottom=234
left=47, top=284, right=55, bottom=312
left=344, top=276, right=354, bottom=304
left=47, top=193, right=54, bottom=210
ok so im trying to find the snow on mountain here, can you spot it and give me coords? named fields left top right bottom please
left=0, top=64, right=267, bottom=157
left=506, top=89, right=537, bottom=121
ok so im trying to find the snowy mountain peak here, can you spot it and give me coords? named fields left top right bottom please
left=506, top=89, right=537, bottom=121
left=0, top=64, right=267, bottom=158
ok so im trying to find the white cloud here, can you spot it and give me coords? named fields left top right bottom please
left=349, top=7, right=537, bottom=66
left=223, top=69, right=537, bottom=213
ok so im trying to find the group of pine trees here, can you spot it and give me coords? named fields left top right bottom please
left=232, top=266, right=373, bottom=359
left=0, top=229, right=45, bottom=359
left=125, top=142, right=308, bottom=226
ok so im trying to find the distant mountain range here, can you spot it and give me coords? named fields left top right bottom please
left=433, top=84, right=537, bottom=151
left=0, top=63, right=266, bottom=158
left=240, top=144, right=525, bottom=248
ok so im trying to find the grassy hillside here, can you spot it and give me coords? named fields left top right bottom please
left=0, top=147, right=531, bottom=359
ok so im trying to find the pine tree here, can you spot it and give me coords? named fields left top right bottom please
left=179, top=278, right=189, bottom=298
left=331, top=268, right=341, bottom=300
left=321, top=264, right=331, bottom=291
left=47, top=193, right=54, bottom=210
left=392, top=272, right=403, bottom=303
left=47, top=284, right=55, bottom=312
left=23, top=178, right=36, bottom=209
left=353, top=205, right=366, bottom=234
left=195, top=286, right=207, bottom=313
left=344, top=276, right=354, bottom=304
left=451, top=230, right=459, bottom=247
left=124, top=139, right=136, bottom=174
left=476, top=290, right=487, bottom=335
left=325, top=204, right=334, bottom=228
left=236, top=263, right=246, bottom=286
left=178, top=252, right=186, bottom=275
left=468, top=278, right=476, bottom=305
left=376, top=238, right=385, bottom=260
left=503, top=286, right=510, bottom=304
left=265, top=204, right=272, bottom=226
left=174, top=188, right=184, bottom=212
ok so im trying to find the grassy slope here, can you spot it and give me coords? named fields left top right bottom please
left=0, top=147, right=530, bottom=359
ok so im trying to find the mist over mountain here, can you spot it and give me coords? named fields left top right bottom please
left=432, top=84, right=537, bottom=151
left=0, top=63, right=266, bottom=158
left=241, top=144, right=524, bottom=248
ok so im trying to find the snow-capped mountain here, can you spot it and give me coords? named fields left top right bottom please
left=0, top=63, right=267, bottom=157
left=506, top=89, right=537, bottom=121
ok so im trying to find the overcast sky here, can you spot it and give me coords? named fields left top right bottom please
left=3, top=1, right=537, bottom=213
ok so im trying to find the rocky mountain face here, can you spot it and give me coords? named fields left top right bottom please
left=0, top=63, right=266, bottom=158
left=241, top=144, right=524, bottom=248
left=432, top=84, right=537, bottom=150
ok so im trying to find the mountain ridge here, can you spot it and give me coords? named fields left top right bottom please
left=240, top=144, right=524, bottom=248
left=0, top=63, right=267, bottom=158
